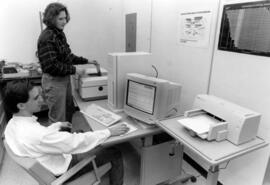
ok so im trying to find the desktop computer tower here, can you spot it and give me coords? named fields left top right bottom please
left=107, top=52, right=154, bottom=112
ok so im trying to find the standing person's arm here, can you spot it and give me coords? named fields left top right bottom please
left=69, top=53, right=88, bottom=65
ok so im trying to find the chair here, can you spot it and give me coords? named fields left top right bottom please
left=3, top=140, right=111, bottom=185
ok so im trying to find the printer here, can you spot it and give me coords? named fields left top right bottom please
left=2, top=64, right=29, bottom=79
left=180, top=94, right=261, bottom=145
left=73, top=63, right=108, bottom=101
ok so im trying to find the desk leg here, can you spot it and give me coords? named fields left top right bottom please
left=206, top=165, right=219, bottom=185
left=142, top=136, right=153, bottom=147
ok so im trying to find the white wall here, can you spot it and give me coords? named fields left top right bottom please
left=0, top=0, right=49, bottom=63
left=0, top=0, right=123, bottom=67
left=150, top=0, right=220, bottom=113
left=0, top=0, right=152, bottom=67
left=60, top=0, right=123, bottom=68
left=209, top=0, right=270, bottom=184
left=0, top=0, right=151, bottom=67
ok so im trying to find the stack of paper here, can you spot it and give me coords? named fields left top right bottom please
left=178, top=114, right=220, bottom=136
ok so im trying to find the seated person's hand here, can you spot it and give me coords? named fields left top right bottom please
left=59, top=122, right=72, bottom=133
left=108, top=123, right=130, bottom=136
left=74, top=129, right=84, bottom=133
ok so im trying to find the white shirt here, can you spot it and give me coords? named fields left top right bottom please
left=4, top=115, right=111, bottom=176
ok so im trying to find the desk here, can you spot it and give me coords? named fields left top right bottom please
left=73, top=91, right=183, bottom=185
left=157, top=117, right=268, bottom=185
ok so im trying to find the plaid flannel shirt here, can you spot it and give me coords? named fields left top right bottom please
left=37, top=27, right=88, bottom=76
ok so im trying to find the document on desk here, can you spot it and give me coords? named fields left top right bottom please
left=178, top=115, right=219, bottom=135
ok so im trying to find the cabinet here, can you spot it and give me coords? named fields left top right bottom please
left=0, top=93, right=6, bottom=169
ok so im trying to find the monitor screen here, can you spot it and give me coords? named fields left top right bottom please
left=218, top=1, right=270, bottom=57
left=124, top=73, right=181, bottom=124
left=126, top=80, right=156, bottom=115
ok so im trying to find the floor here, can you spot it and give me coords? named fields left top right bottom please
left=0, top=149, right=206, bottom=185
left=0, top=111, right=207, bottom=185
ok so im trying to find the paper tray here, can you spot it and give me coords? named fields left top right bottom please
left=178, top=114, right=222, bottom=135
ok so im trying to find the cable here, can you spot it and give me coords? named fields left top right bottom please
left=165, top=108, right=178, bottom=118
left=182, top=168, right=202, bottom=179
left=181, top=168, right=200, bottom=183
left=151, top=65, right=158, bottom=78
left=219, top=160, right=230, bottom=170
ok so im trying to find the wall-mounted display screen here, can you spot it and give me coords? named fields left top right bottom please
left=218, top=1, right=270, bottom=57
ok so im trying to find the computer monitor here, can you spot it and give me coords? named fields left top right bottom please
left=123, top=73, right=182, bottom=124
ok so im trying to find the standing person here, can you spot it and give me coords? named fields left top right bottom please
left=3, top=80, right=129, bottom=185
left=37, top=2, right=96, bottom=123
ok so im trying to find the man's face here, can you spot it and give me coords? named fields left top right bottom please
left=55, top=10, right=67, bottom=30
left=23, top=86, right=44, bottom=114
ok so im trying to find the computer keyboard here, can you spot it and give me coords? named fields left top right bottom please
left=81, top=104, right=122, bottom=127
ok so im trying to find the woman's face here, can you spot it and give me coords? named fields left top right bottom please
left=55, top=10, right=67, bottom=30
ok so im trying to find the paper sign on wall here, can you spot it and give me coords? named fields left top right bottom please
left=178, top=10, right=212, bottom=48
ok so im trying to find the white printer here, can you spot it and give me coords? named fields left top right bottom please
left=2, top=64, right=29, bottom=79
left=74, top=64, right=108, bottom=101
left=180, top=94, right=261, bottom=145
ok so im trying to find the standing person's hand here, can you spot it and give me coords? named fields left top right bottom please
left=88, top=60, right=98, bottom=65
left=87, top=60, right=101, bottom=76
left=108, top=123, right=130, bottom=136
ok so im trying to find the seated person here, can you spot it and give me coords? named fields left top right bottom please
left=3, top=80, right=129, bottom=185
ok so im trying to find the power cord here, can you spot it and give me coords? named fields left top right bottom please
left=151, top=65, right=158, bottom=78
left=182, top=168, right=201, bottom=178
left=181, top=168, right=199, bottom=183
left=165, top=108, right=178, bottom=118
left=180, top=160, right=230, bottom=184
left=219, top=160, right=230, bottom=170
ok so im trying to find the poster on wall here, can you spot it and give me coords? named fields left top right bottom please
left=178, top=10, right=212, bottom=48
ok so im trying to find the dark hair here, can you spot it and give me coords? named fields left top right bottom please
left=3, top=80, right=34, bottom=114
left=43, top=2, right=70, bottom=27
